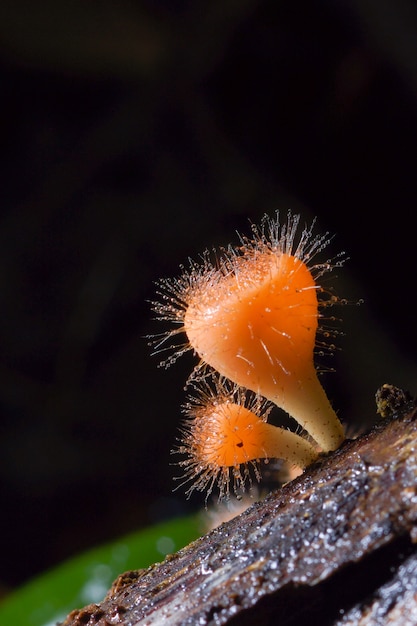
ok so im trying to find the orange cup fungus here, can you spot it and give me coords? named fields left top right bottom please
left=151, top=211, right=347, bottom=500
left=177, top=381, right=319, bottom=501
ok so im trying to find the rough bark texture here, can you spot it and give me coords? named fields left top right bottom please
left=62, top=388, right=417, bottom=626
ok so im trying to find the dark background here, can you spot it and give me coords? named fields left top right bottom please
left=1, top=0, right=417, bottom=591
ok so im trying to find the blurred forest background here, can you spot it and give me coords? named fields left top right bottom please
left=1, top=0, right=417, bottom=594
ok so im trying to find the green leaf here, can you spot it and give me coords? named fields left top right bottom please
left=0, top=514, right=201, bottom=626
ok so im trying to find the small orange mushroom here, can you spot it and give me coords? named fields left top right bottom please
left=176, top=381, right=318, bottom=501
left=152, top=211, right=346, bottom=452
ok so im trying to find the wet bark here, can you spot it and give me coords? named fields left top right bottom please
left=61, top=387, right=417, bottom=626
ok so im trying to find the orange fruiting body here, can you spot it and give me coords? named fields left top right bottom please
left=184, top=250, right=343, bottom=451
left=177, top=381, right=318, bottom=501
left=152, top=211, right=346, bottom=453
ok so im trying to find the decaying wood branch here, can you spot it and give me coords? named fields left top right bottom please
left=62, top=387, right=417, bottom=625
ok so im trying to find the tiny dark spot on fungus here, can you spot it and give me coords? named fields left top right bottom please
left=237, top=442, right=244, bottom=448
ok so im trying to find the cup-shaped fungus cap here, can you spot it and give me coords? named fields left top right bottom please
left=184, top=251, right=317, bottom=392
left=152, top=212, right=345, bottom=452
left=177, top=382, right=318, bottom=501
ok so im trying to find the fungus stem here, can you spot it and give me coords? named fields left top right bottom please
left=263, top=364, right=345, bottom=451
left=249, top=420, right=319, bottom=468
